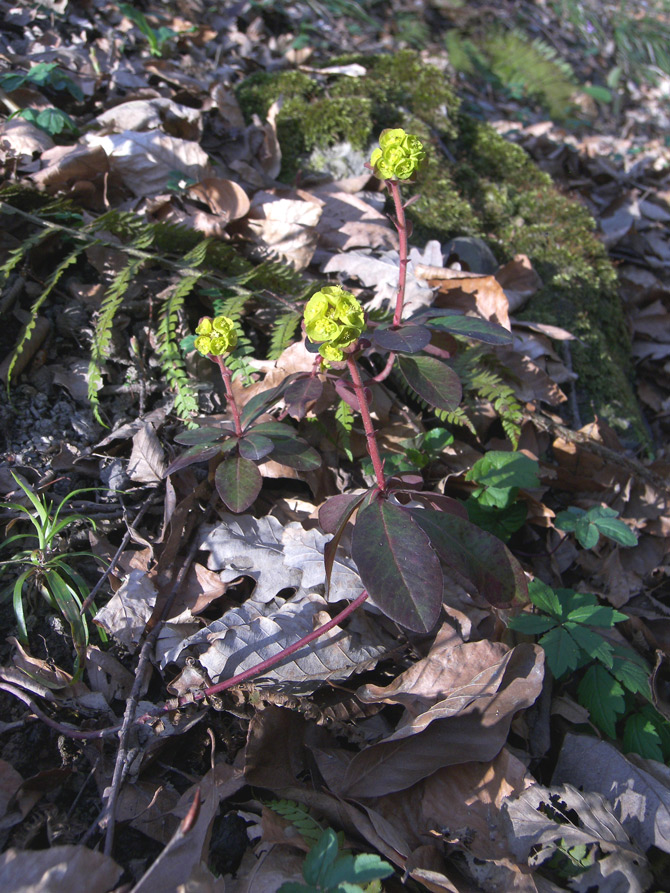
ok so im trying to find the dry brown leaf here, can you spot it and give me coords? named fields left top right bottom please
left=427, top=271, right=512, bottom=329
left=495, top=254, right=543, bottom=312
left=0, top=119, right=54, bottom=157
left=95, top=97, right=202, bottom=140
left=31, top=143, right=109, bottom=191
left=312, top=182, right=398, bottom=253
left=237, top=188, right=323, bottom=270
left=0, top=761, right=23, bottom=824
left=0, top=845, right=122, bottom=893
left=188, top=177, right=250, bottom=222
left=83, top=130, right=211, bottom=196
left=127, top=420, right=166, bottom=483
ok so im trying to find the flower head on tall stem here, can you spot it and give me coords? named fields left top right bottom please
left=304, top=285, right=366, bottom=364
left=370, top=128, right=426, bottom=182
left=193, top=315, right=242, bottom=435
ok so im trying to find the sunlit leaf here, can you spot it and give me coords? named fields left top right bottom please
left=397, top=354, right=462, bottom=411
left=214, top=455, right=262, bottom=513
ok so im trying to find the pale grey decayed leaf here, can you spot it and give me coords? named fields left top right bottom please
left=161, top=591, right=390, bottom=693
left=199, top=514, right=361, bottom=603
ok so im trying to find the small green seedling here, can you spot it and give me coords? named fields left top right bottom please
left=278, top=828, right=394, bottom=893
left=554, top=505, right=638, bottom=549
left=465, top=450, right=540, bottom=540
left=119, top=3, right=196, bottom=57
left=361, top=427, right=454, bottom=477
left=0, top=474, right=103, bottom=679
left=10, top=107, right=78, bottom=136
left=0, top=62, right=83, bottom=102
left=508, top=579, right=670, bottom=758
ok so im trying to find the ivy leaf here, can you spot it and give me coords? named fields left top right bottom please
left=214, top=455, right=262, bottom=513
left=508, top=613, right=558, bottom=635
left=397, top=354, right=462, bottom=411
left=352, top=500, right=443, bottom=633
left=564, top=622, right=615, bottom=668
left=538, top=626, right=582, bottom=678
left=371, top=323, right=432, bottom=353
left=409, top=508, right=528, bottom=608
left=577, top=665, right=626, bottom=738
left=623, top=713, right=664, bottom=762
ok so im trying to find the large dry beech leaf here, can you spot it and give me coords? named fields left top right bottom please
left=502, top=782, right=652, bottom=892
left=326, top=636, right=544, bottom=797
left=197, top=513, right=361, bottom=603
left=0, top=845, right=122, bottom=893
left=238, top=188, right=323, bottom=270
left=83, top=130, right=211, bottom=196
left=161, top=592, right=391, bottom=694
left=553, top=731, right=670, bottom=853
left=95, top=97, right=203, bottom=140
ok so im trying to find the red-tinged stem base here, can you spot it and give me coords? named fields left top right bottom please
left=346, top=356, right=386, bottom=491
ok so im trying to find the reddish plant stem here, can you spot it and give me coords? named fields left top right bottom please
left=389, top=178, right=408, bottom=327
left=370, top=351, right=395, bottom=383
left=214, top=356, right=243, bottom=436
left=173, top=589, right=370, bottom=706
left=346, top=356, right=386, bottom=492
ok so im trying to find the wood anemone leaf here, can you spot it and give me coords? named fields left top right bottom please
left=215, top=455, right=262, bottom=513
left=397, top=354, right=462, bottom=412
left=284, top=376, right=324, bottom=418
left=425, top=312, right=513, bottom=345
left=165, top=443, right=223, bottom=475
left=238, top=432, right=274, bottom=461
left=408, top=508, right=528, bottom=607
left=371, top=324, right=432, bottom=353
left=240, top=372, right=302, bottom=428
left=173, top=425, right=232, bottom=445
left=351, top=500, right=443, bottom=633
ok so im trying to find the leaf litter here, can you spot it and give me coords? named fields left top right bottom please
left=2, top=0, right=670, bottom=891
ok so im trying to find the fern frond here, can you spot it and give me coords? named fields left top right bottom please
left=156, top=274, right=201, bottom=421
left=0, top=226, right=52, bottom=287
left=434, top=405, right=477, bottom=435
left=268, top=309, right=301, bottom=360
left=334, top=398, right=354, bottom=460
left=88, top=256, right=144, bottom=424
left=266, top=799, right=323, bottom=846
left=7, top=243, right=84, bottom=388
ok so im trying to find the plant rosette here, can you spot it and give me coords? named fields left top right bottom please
left=369, top=127, right=426, bottom=181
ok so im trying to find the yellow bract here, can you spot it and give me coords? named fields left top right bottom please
left=304, top=285, right=365, bottom=363
left=194, top=315, right=238, bottom=357
left=370, top=128, right=426, bottom=180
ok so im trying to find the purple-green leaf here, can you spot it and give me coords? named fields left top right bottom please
left=408, top=508, right=528, bottom=607
left=269, top=438, right=321, bottom=471
left=371, top=324, right=431, bottom=354
left=319, top=492, right=367, bottom=535
left=165, top=443, right=223, bottom=475
left=352, top=500, right=443, bottom=633
left=398, top=354, right=462, bottom=412
left=425, top=312, right=513, bottom=345
left=284, top=376, right=323, bottom=419
left=174, top=425, right=231, bottom=445
left=240, top=372, right=302, bottom=428
left=238, top=433, right=274, bottom=460
left=214, top=455, right=262, bottom=513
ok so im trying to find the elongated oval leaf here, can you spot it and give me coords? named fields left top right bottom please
left=165, top=443, right=223, bottom=475
left=215, top=455, right=262, bottom=513
left=238, top=433, right=274, bottom=460
left=319, top=492, right=367, bottom=535
left=427, top=313, right=513, bottom=345
left=174, top=425, right=233, bottom=445
left=284, top=376, right=324, bottom=418
left=408, top=508, right=528, bottom=607
left=398, top=354, right=462, bottom=411
left=371, top=324, right=431, bottom=353
left=269, top=439, right=321, bottom=471
left=250, top=420, right=300, bottom=440
left=240, top=372, right=302, bottom=428
left=352, top=500, right=443, bottom=633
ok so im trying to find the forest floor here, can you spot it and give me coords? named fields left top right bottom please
left=1, top=1, right=670, bottom=892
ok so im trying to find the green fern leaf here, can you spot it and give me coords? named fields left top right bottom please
left=266, top=799, right=323, bottom=846
left=7, top=242, right=84, bottom=389
left=0, top=226, right=52, bottom=286
left=268, top=309, right=301, bottom=360
left=335, top=398, right=354, bottom=460
left=156, top=273, right=201, bottom=420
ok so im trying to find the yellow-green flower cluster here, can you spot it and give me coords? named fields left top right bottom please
left=194, top=315, right=238, bottom=357
left=370, top=128, right=426, bottom=180
left=304, top=285, right=365, bottom=363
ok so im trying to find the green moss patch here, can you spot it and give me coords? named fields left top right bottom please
left=236, top=51, right=646, bottom=445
